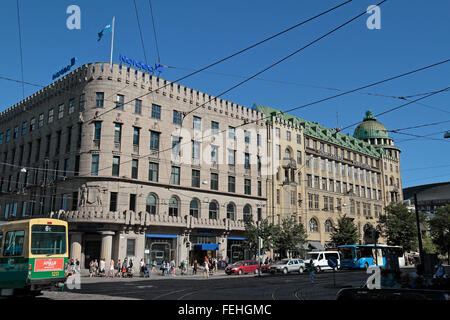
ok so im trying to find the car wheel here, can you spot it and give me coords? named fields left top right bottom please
left=298, top=267, right=304, bottom=274
left=283, top=268, right=288, bottom=275
left=238, top=269, right=243, bottom=275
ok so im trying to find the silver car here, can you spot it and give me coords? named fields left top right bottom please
left=269, top=258, right=306, bottom=275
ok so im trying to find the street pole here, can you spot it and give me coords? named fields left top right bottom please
left=257, top=220, right=261, bottom=277
left=414, top=193, right=425, bottom=265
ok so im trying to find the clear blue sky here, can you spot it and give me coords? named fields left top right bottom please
left=0, top=0, right=449, bottom=188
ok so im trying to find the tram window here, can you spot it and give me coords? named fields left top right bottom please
left=3, top=230, right=25, bottom=256
left=31, top=225, right=66, bottom=255
left=0, top=232, right=3, bottom=255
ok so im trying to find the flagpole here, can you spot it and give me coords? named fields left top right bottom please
left=110, top=16, right=115, bottom=69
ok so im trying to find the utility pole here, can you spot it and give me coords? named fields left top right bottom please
left=414, top=193, right=425, bottom=265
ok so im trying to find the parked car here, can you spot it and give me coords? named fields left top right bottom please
left=269, top=259, right=305, bottom=274
left=225, top=260, right=260, bottom=275
left=260, top=264, right=272, bottom=273
left=304, top=251, right=341, bottom=272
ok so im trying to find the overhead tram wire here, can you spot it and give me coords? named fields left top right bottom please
left=134, top=0, right=149, bottom=65
left=16, top=0, right=25, bottom=98
left=80, top=0, right=353, bottom=124
left=337, top=86, right=450, bottom=132
left=389, top=130, right=450, bottom=142
left=82, top=1, right=395, bottom=176
left=148, top=0, right=161, bottom=64
left=389, top=119, right=450, bottom=132
left=183, top=0, right=388, bottom=120
left=396, top=130, right=449, bottom=143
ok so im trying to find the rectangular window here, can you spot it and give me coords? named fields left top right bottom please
left=114, top=123, right=122, bottom=144
left=297, top=151, right=302, bottom=164
left=63, top=158, right=70, bottom=177
left=131, top=159, right=139, bottom=179
left=314, top=194, right=319, bottom=209
left=151, top=104, right=161, bottom=119
left=96, top=92, right=104, bottom=108
left=228, top=176, right=235, bottom=193
left=134, top=99, right=142, bottom=114
left=48, top=109, right=54, bottom=124
left=21, top=122, right=27, bottom=135
left=109, top=192, right=118, bottom=212
left=211, top=121, right=219, bottom=135
left=244, top=179, right=251, bottom=195
left=150, top=131, right=160, bottom=150
left=193, top=116, right=202, bottom=131
left=211, top=173, right=219, bottom=190
left=286, top=131, right=291, bottom=141
left=173, top=110, right=183, bottom=125
left=3, top=230, right=25, bottom=256
left=170, top=166, right=180, bottom=185
left=257, top=134, right=261, bottom=146
left=244, top=153, right=250, bottom=169
left=211, top=145, right=218, bottom=165
left=91, top=154, right=99, bottom=176
left=148, top=162, right=159, bottom=182
left=228, top=126, right=236, bottom=140
left=129, top=194, right=136, bottom=212
left=258, top=181, right=262, bottom=197
left=275, top=128, right=280, bottom=138
left=13, top=126, right=19, bottom=139
left=133, top=127, right=140, bottom=146
left=244, top=130, right=251, bottom=144
left=227, top=149, right=235, bottom=165
left=94, top=122, right=102, bottom=141
left=58, top=104, right=64, bottom=119
left=172, top=136, right=181, bottom=159
left=277, top=190, right=280, bottom=204
left=192, top=141, right=200, bottom=161
left=126, top=239, right=136, bottom=257
left=112, top=156, right=120, bottom=177
left=69, top=98, right=75, bottom=114
left=6, top=129, right=11, bottom=142
left=297, top=134, right=301, bottom=144
left=30, top=118, right=36, bottom=132
left=79, top=93, right=85, bottom=111
left=192, top=169, right=200, bottom=188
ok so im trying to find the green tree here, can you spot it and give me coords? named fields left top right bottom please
left=421, top=234, right=437, bottom=254
left=379, top=203, right=417, bottom=252
left=243, top=219, right=276, bottom=258
left=428, top=204, right=450, bottom=264
left=272, top=218, right=307, bottom=258
left=330, top=214, right=359, bottom=246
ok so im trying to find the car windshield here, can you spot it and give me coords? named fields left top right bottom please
left=30, top=225, right=66, bottom=255
left=276, top=259, right=290, bottom=265
left=230, top=261, right=243, bottom=266
left=306, top=253, right=319, bottom=260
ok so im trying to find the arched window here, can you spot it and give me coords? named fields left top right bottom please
left=227, top=203, right=235, bottom=221
left=209, top=201, right=218, bottom=220
left=324, top=219, right=333, bottom=233
left=243, top=204, right=252, bottom=222
left=309, top=218, right=319, bottom=233
left=190, top=199, right=200, bottom=218
left=146, top=194, right=158, bottom=215
left=285, top=148, right=291, bottom=159
left=169, top=196, right=179, bottom=217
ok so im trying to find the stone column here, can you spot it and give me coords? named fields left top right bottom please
left=69, top=232, right=82, bottom=262
left=218, top=235, right=227, bottom=261
left=100, top=231, right=115, bottom=268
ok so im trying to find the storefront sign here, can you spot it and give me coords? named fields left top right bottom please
left=52, top=57, right=77, bottom=80
left=119, top=54, right=163, bottom=74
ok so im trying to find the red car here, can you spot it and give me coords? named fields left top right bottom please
left=225, top=260, right=260, bottom=275
left=260, top=264, right=272, bottom=273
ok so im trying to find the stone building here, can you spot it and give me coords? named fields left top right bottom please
left=0, top=62, right=268, bottom=269
left=256, top=106, right=403, bottom=250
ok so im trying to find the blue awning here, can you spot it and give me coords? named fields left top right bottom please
left=228, top=237, right=246, bottom=241
left=146, top=234, right=177, bottom=238
left=193, top=244, right=219, bottom=251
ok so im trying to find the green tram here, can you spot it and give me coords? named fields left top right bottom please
left=0, top=218, right=69, bottom=296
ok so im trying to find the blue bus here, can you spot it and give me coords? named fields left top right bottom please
left=337, top=244, right=405, bottom=269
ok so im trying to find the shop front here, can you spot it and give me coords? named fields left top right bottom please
left=226, top=237, right=249, bottom=264
left=145, top=234, right=177, bottom=265
left=189, top=233, right=219, bottom=264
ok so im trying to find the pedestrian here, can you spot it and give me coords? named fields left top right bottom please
left=183, top=259, right=188, bottom=275
left=89, top=260, right=95, bottom=278
left=140, top=259, right=146, bottom=277
left=94, top=259, right=99, bottom=276
left=204, top=259, right=209, bottom=278
left=193, top=260, right=198, bottom=275
left=109, top=259, right=115, bottom=277
left=122, top=258, right=128, bottom=277
left=264, top=257, right=269, bottom=265
left=433, top=260, right=445, bottom=279
left=152, top=260, right=157, bottom=272
left=170, top=259, right=176, bottom=276
left=309, top=259, right=315, bottom=284
left=116, top=259, right=122, bottom=277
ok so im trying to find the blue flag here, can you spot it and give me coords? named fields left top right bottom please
left=97, top=19, right=113, bottom=41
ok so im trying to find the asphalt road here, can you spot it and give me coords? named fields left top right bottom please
left=39, top=268, right=370, bottom=300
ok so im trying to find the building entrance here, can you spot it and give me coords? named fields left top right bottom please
left=84, top=240, right=101, bottom=268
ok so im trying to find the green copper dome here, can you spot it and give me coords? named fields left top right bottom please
left=353, top=110, right=389, bottom=140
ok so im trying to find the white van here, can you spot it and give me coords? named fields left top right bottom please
left=305, top=251, right=341, bottom=272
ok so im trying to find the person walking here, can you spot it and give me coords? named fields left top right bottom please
left=94, top=259, right=99, bottom=276
left=116, top=259, right=122, bottom=277
left=309, top=259, right=315, bottom=284
left=193, top=260, right=198, bottom=275
left=170, top=259, right=176, bottom=276
left=89, top=260, right=95, bottom=278
left=122, top=258, right=128, bottom=277
left=204, top=259, right=209, bottom=278
left=140, top=259, right=146, bottom=277
left=109, top=259, right=115, bottom=278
